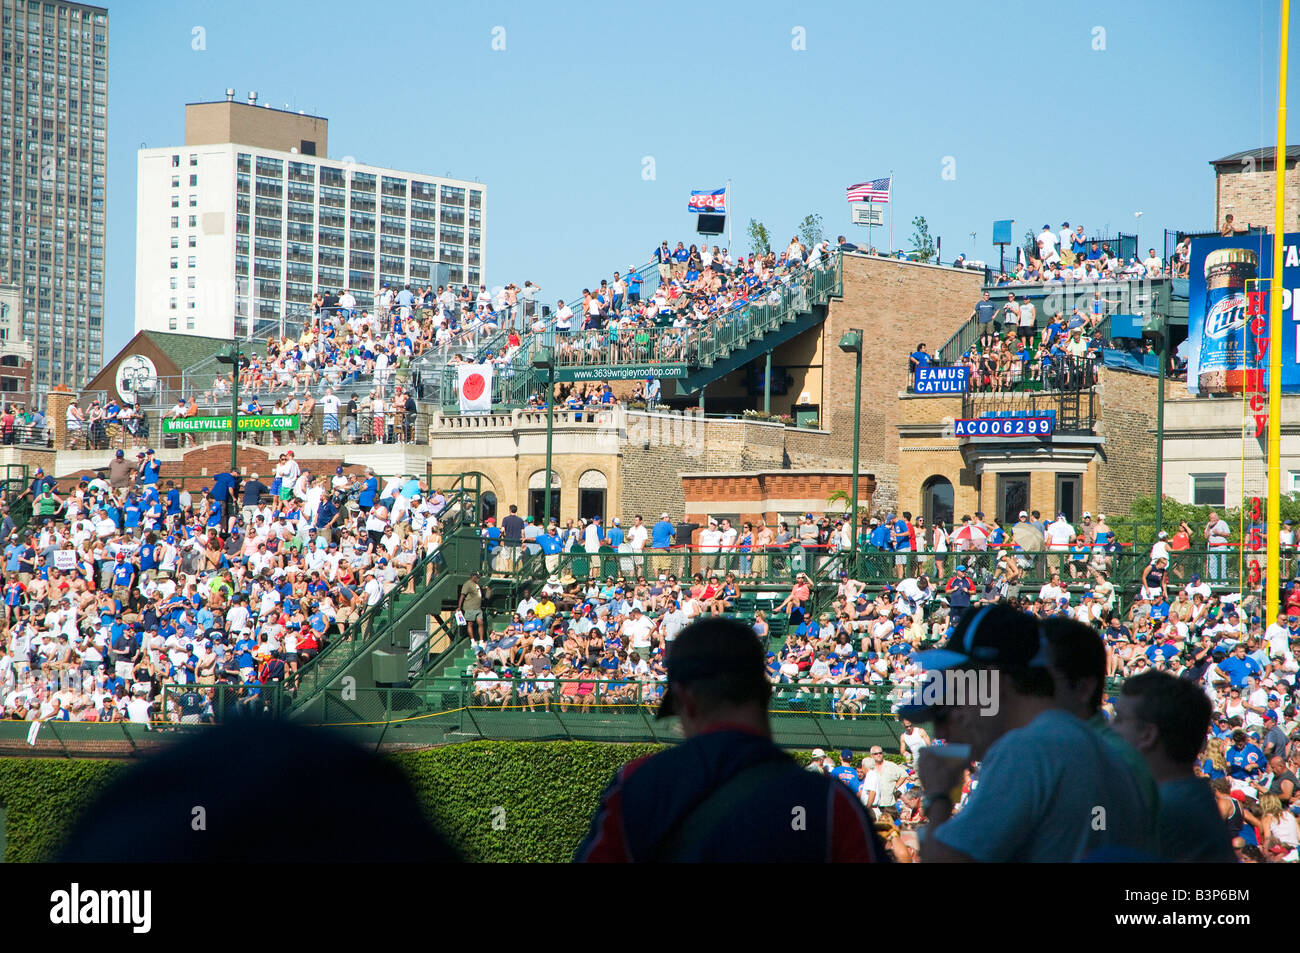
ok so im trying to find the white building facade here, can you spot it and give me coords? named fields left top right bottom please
left=135, top=138, right=485, bottom=339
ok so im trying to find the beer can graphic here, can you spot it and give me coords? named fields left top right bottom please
left=1199, top=247, right=1260, bottom=394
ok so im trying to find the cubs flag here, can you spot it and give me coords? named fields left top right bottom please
left=845, top=177, right=891, bottom=204
left=457, top=363, right=493, bottom=413
left=688, top=189, right=727, bottom=213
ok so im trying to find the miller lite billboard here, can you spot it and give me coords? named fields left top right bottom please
left=1185, top=233, right=1300, bottom=395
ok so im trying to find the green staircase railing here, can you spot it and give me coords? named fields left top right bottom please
left=283, top=473, right=485, bottom=714
left=440, top=254, right=843, bottom=411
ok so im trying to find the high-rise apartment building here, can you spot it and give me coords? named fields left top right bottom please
left=135, top=92, right=485, bottom=339
left=0, top=0, right=109, bottom=397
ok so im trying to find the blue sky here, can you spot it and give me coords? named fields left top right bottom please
left=104, top=0, right=1297, bottom=357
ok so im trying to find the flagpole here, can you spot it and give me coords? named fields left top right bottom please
left=888, top=170, right=894, bottom=254
left=726, top=178, right=732, bottom=251
left=1267, top=0, right=1290, bottom=623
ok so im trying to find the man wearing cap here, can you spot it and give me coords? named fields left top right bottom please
left=806, top=748, right=828, bottom=774
left=576, top=617, right=890, bottom=862
left=107, top=448, right=134, bottom=491
left=697, top=518, right=721, bottom=574
left=910, top=603, right=1153, bottom=861
left=944, top=564, right=975, bottom=626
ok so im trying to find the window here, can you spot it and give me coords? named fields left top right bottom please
left=922, top=476, right=954, bottom=529
left=1055, top=475, right=1081, bottom=525
left=169, top=236, right=178, bottom=249
left=187, top=236, right=196, bottom=248
left=187, top=255, right=196, bottom=268
left=171, top=175, right=179, bottom=188
left=1289, top=471, right=1300, bottom=495
left=996, top=472, right=1030, bottom=525
left=169, top=257, right=178, bottom=270
left=188, top=215, right=196, bottom=227
left=189, top=155, right=197, bottom=167
left=170, top=154, right=179, bottom=168
left=188, top=194, right=196, bottom=207
left=1190, top=473, right=1226, bottom=507
left=169, top=216, right=178, bottom=228
left=189, top=174, right=197, bottom=187
left=170, top=195, right=178, bottom=208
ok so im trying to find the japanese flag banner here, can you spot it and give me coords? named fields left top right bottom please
left=457, top=363, right=493, bottom=413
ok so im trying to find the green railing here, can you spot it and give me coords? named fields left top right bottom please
left=838, top=546, right=1257, bottom=600
left=499, top=544, right=843, bottom=590
left=282, top=473, right=485, bottom=710
left=0, top=464, right=31, bottom=534
left=440, top=255, right=843, bottom=411
left=141, top=680, right=905, bottom=749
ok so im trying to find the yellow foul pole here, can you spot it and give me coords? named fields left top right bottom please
left=1268, top=0, right=1291, bottom=622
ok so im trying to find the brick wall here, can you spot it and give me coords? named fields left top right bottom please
left=821, top=255, right=982, bottom=507
left=1093, top=367, right=1170, bottom=515
left=682, top=471, right=877, bottom=525
left=1215, top=161, right=1300, bottom=233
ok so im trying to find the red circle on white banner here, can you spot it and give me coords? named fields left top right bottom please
left=462, top=373, right=486, bottom=400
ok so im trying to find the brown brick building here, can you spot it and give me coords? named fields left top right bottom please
left=1210, top=146, right=1300, bottom=234
left=895, top=367, right=1173, bottom=528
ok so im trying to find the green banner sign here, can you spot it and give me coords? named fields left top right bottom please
left=161, top=414, right=300, bottom=434
left=556, top=364, right=689, bottom=382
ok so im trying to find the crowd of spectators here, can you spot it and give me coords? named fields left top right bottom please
left=449, top=236, right=837, bottom=408
left=0, top=450, right=465, bottom=725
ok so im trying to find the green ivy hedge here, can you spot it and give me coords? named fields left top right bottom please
left=0, top=743, right=906, bottom=862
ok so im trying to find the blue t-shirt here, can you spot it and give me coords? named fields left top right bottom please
left=538, top=534, right=563, bottom=556
left=3, top=544, right=21, bottom=572
left=111, top=561, right=135, bottom=588
left=651, top=520, right=675, bottom=549
left=1225, top=743, right=1265, bottom=780
left=1217, top=655, right=1262, bottom=688
left=892, top=519, right=910, bottom=551
left=606, top=527, right=625, bottom=548
left=829, top=765, right=861, bottom=794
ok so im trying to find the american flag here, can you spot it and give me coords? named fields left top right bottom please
left=846, top=176, right=891, bottom=204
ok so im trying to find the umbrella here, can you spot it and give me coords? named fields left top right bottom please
left=950, top=524, right=988, bottom=549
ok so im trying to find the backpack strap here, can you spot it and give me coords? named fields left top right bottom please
left=646, top=758, right=795, bottom=862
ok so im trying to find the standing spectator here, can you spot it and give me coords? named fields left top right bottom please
left=500, top=505, right=526, bottom=571
left=1204, top=511, right=1231, bottom=583
left=970, top=291, right=999, bottom=335
left=912, top=604, right=1154, bottom=861
left=575, top=617, right=889, bottom=862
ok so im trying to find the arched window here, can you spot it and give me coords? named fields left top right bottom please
left=578, top=470, right=608, bottom=524
left=922, top=475, right=954, bottom=530
left=527, top=469, right=561, bottom=523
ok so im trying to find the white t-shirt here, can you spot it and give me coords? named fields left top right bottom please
left=1044, top=521, right=1075, bottom=548
left=627, top=525, right=648, bottom=551
left=698, top=528, right=722, bottom=553
left=1018, top=301, right=1036, bottom=328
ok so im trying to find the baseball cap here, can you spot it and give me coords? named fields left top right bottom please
left=656, top=617, right=768, bottom=719
left=660, top=512, right=670, bottom=520
left=840, top=748, right=853, bottom=761
left=915, top=603, right=1047, bottom=674
left=811, top=748, right=826, bottom=759
left=1018, top=511, right=1028, bottom=519
left=955, top=564, right=967, bottom=572
left=899, top=605, right=1046, bottom=719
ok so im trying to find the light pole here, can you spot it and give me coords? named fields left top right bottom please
left=838, top=329, right=863, bottom=572
left=1133, top=211, right=1143, bottom=261
left=215, top=340, right=241, bottom=473
left=533, top=346, right=555, bottom=525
